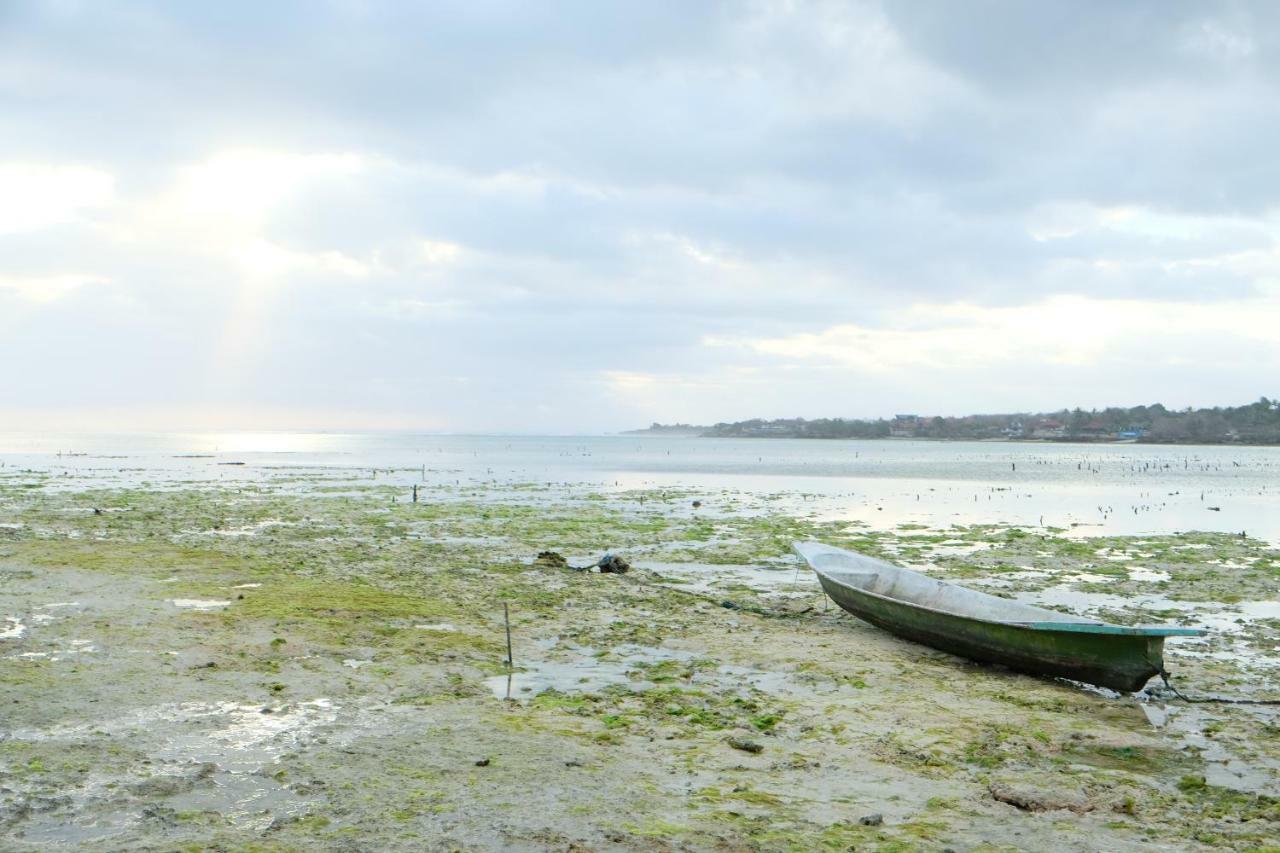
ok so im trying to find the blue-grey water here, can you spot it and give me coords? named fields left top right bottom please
left=1, top=432, right=1276, bottom=541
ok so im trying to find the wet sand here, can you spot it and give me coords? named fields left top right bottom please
left=2, top=471, right=1278, bottom=850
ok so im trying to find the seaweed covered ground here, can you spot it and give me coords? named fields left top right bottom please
left=2, top=470, right=1279, bottom=851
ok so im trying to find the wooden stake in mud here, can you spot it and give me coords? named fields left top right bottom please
left=503, top=602, right=513, bottom=668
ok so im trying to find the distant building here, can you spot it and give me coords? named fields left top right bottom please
left=1030, top=419, right=1065, bottom=439
left=1079, top=419, right=1111, bottom=437
left=890, top=414, right=921, bottom=437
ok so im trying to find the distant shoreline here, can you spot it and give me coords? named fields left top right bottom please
left=629, top=400, right=1280, bottom=445
left=621, top=429, right=1280, bottom=447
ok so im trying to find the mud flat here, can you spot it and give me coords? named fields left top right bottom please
left=2, top=474, right=1278, bottom=851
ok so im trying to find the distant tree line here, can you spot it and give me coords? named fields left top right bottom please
left=702, top=417, right=891, bottom=439
left=643, top=398, right=1280, bottom=444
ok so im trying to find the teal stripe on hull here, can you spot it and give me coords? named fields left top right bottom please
left=1011, top=621, right=1203, bottom=636
left=818, top=575, right=1167, bottom=692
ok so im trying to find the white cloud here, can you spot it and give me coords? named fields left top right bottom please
left=0, top=163, right=114, bottom=234
left=419, top=239, right=464, bottom=265
left=370, top=298, right=469, bottom=321
left=99, top=148, right=370, bottom=254
left=231, top=240, right=371, bottom=280
left=708, top=294, right=1280, bottom=373
left=1026, top=202, right=1279, bottom=246
left=626, top=231, right=745, bottom=270
left=4, top=4, right=1280, bottom=431
left=166, top=149, right=365, bottom=228
left=0, top=273, right=109, bottom=304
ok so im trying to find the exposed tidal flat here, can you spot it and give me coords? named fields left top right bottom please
left=2, top=437, right=1279, bottom=851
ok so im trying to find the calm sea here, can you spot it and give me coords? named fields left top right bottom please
left=1, top=433, right=1276, bottom=541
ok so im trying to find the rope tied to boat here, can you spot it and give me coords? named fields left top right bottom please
left=1154, top=668, right=1280, bottom=705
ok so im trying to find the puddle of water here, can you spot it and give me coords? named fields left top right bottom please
left=484, top=641, right=834, bottom=703
left=1018, top=586, right=1201, bottom=621
left=144, top=699, right=338, bottom=772
left=231, top=583, right=261, bottom=589
left=1175, top=642, right=1280, bottom=670
left=1139, top=703, right=1169, bottom=727
left=926, top=540, right=994, bottom=555
left=1206, top=757, right=1280, bottom=795
left=1180, top=601, right=1280, bottom=634
left=629, top=641, right=698, bottom=658
left=484, top=641, right=702, bottom=700
left=1059, top=571, right=1113, bottom=583
left=14, top=810, right=139, bottom=846
left=164, top=770, right=308, bottom=831
left=9, top=699, right=339, bottom=841
left=1128, top=567, right=1171, bottom=582
left=1237, top=600, right=1280, bottom=620
left=8, top=640, right=96, bottom=662
left=710, top=664, right=806, bottom=695
left=1207, top=559, right=1256, bottom=570
left=170, top=599, right=232, bottom=610
left=1, top=616, right=25, bottom=639
left=1161, top=704, right=1280, bottom=796
left=485, top=658, right=640, bottom=699
left=415, top=622, right=456, bottom=631
left=11, top=698, right=340, bottom=769
left=199, top=519, right=292, bottom=537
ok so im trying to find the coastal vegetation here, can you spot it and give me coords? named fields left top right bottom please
left=638, top=397, right=1280, bottom=444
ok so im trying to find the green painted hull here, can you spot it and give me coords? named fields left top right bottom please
left=817, top=574, right=1164, bottom=691
left=796, top=542, right=1206, bottom=693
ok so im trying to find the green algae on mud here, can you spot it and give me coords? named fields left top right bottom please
left=2, top=474, right=1279, bottom=850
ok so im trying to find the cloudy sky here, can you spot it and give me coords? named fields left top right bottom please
left=2, top=1, right=1279, bottom=433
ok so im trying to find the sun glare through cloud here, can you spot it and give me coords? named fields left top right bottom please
left=1, top=1, right=1278, bottom=432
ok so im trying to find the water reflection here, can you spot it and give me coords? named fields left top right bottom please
left=2, top=433, right=1278, bottom=540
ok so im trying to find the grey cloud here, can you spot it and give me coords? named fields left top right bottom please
left=882, top=1, right=1278, bottom=92
left=3, top=1, right=1280, bottom=430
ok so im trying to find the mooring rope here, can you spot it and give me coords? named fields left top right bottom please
left=1154, top=668, right=1280, bottom=706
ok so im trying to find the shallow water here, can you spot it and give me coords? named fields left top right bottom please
left=6, top=699, right=338, bottom=843
left=483, top=640, right=668, bottom=699
left=170, top=598, right=232, bottom=610
left=3, top=432, right=1278, bottom=539
left=482, top=640, right=843, bottom=704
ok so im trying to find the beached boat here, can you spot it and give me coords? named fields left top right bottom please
left=794, top=542, right=1205, bottom=692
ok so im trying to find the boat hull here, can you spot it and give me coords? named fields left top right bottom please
left=816, top=573, right=1166, bottom=693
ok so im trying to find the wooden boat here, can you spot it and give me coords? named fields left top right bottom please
left=794, top=542, right=1205, bottom=692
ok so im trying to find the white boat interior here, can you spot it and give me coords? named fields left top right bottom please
left=795, top=541, right=1104, bottom=625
